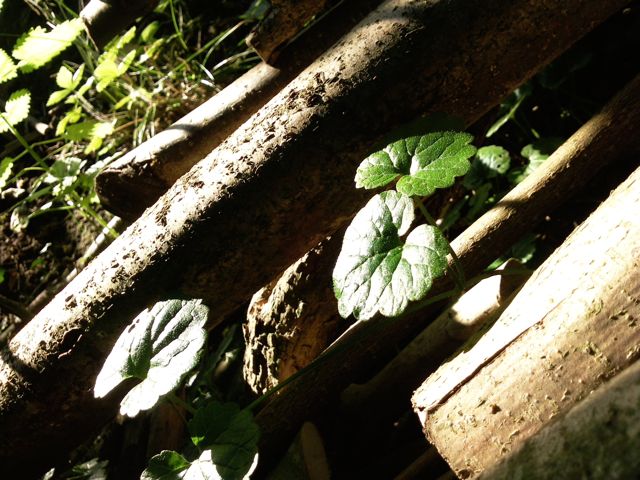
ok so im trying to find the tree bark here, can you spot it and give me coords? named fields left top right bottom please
left=0, top=0, right=630, bottom=476
left=95, top=0, right=383, bottom=220
left=412, top=165, right=640, bottom=479
left=476, top=360, right=640, bottom=480
left=243, top=231, right=346, bottom=395
left=254, top=72, right=640, bottom=466
left=246, top=0, right=330, bottom=64
left=80, top=0, right=158, bottom=49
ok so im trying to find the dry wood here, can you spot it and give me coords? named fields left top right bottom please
left=96, top=0, right=383, bottom=220
left=267, top=422, right=331, bottom=480
left=477, top=360, right=640, bottom=480
left=243, top=231, right=345, bottom=394
left=413, top=165, right=640, bottom=479
left=341, top=260, right=528, bottom=419
left=0, top=1, right=629, bottom=476
left=246, top=0, right=330, bottom=63
left=255, top=71, right=640, bottom=465
left=80, top=0, right=158, bottom=49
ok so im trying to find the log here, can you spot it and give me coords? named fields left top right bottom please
left=341, top=260, right=529, bottom=420
left=0, top=0, right=629, bottom=476
left=243, top=231, right=345, bottom=395
left=254, top=71, right=640, bottom=465
left=80, top=0, right=158, bottom=49
left=476, top=360, right=640, bottom=480
left=95, top=0, right=383, bottom=220
left=412, top=165, right=640, bottom=478
left=246, top=0, right=330, bottom=63
left=266, top=422, right=331, bottom=480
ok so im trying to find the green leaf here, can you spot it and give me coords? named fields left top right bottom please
left=486, top=85, right=531, bottom=137
left=463, top=145, right=510, bottom=189
left=55, top=64, right=73, bottom=89
left=333, top=191, right=450, bottom=320
left=55, top=106, right=82, bottom=135
left=140, top=21, right=161, bottom=43
left=46, top=89, right=71, bottom=106
left=94, top=299, right=209, bottom=417
left=12, top=19, right=85, bottom=72
left=0, top=156, right=14, bottom=189
left=0, top=49, right=17, bottom=84
left=142, top=451, right=191, bottom=480
left=188, top=402, right=260, bottom=480
left=0, top=89, right=31, bottom=133
left=356, top=132, right=476, bottom=197
left=510, top=137, right=564, bottom=183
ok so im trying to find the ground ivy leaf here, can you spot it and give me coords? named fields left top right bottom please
left=142, top=451, right=191, bottom=480
left=333, top=191, right=449, bottom=320
left=463, top=145, right=511, bottom=189
left=94, top=299, right=209, bottom=417
left=0, top=49, right=17, bottom=84
left=188, top=402, right=260, bottom=480
left=356, top=132, right=475, bottom=192
left=0, top=89, right=31, bottom=133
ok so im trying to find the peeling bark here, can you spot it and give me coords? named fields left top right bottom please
left=413, top=165, right=640, bottom=479
left=243, top=231, right=346, bottom=395
left=80, top=0, right=158, bottom=49
left=95, top=0, right=383, bottom=220
left=0, top=0, right=630, bottom=476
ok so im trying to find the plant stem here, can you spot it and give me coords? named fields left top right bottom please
left=166, top=392, right=196, bottom=415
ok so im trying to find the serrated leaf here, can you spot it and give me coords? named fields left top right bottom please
left=0, top=49, right=17, bottom=84
left=0, top=157, right=14, bottom=189
left=463, top=145, right=510, bottom=189
left=94, top=299, right=209, bottom=417
left=12, top=19, right=84, bottom=72
left=333, top=191, right=449, bottom=320
left=356, top=132, right=476, bottom=197
left=0, top=89, right=31, bottom=133
left=188, top=402, right=260, bottom=480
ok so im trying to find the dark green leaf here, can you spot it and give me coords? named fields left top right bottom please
left=94, top=299, right=209, bottom=417
left=188, top=402, right=260, bottom=480
left=356, top=132, right=476, bottom=196
left=463, top=145, right=510, bottom=189
left=510, top=137, right=564, bottom=183
left=142, top=451, right=190, bottom=480
left=333, top=191, right=449, bottom=320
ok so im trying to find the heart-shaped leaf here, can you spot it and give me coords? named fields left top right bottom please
left=333, top=191, right=450, bottom=320
left=355, top=132, right=476, bottom=197
left=143, top=450, right=259, bottom=480
left=463, top=145, right=511, bottom=189
left=94, top=299, right=208, bottom=417
left=188, top=402, right=260, bottom=480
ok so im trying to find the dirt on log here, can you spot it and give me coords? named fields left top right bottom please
left=0, top=0, right=630, bottom=476
left=95, top=0, right=383, bottom=220
left=254, top=72, right=640, bottom=467
left=413, top=165, right=640, bottom=479
left=477, top=359, right=640, bottom=480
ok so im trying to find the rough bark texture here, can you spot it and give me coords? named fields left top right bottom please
left=243, top=231, right=346, bottom=394
left=80, top=0, right=158, bottom=49
left=0, top=0, right=630, bottom=476
left=477, top=360, right=640, bottom=480
left=341, top=260, right=528, bottom=419
left=96, top=0, right=383, bottom=220
left=246, top=0, right=330, bottom=63
left=413, top=165, right=640, bottom=479
left=255, top=71, right=640, bottom=465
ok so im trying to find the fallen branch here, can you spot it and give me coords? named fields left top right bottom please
left=413, top=164, right=640, bottom=478
left=0, top=0, right=629, bottom=476
left=80, top=0, right=159, bottom=49
left=96, top=0, right=383, bottom=220
left=477, top=360, right=640, bottom=480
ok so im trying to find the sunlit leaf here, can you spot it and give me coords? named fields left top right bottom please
left=0, top=89, right=31, bottom=133
left=355, top=132, right=476, bottom=197
left=333, top=191, right=450, bottom=320
left=0, top=157, right=14, bottom=189
left=12, top=19, right=85, bottom=72
left=0, top=49, right=17, bottom=84
left=94, top=299, right=209, bottom=417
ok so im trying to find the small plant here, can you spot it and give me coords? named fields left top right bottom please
left=332, top=125, right=478, bottom=321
